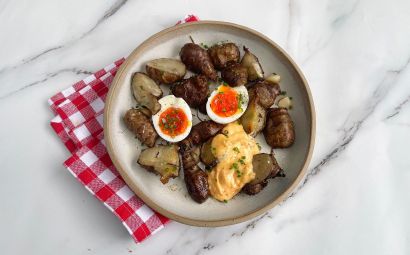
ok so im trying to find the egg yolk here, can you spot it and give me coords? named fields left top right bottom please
left=159, top=107, right=189, bottom=137
left=210, top=85, right=240, bottom=117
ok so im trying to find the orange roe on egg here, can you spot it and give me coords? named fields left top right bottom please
left=210, top=85, right=239, bottom=117
left=159, top=107, right=189, bottom=137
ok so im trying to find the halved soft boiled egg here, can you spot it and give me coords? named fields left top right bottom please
left=206, top=84, right=249, bottom=124
left=152, top=95, right=192, bottom=143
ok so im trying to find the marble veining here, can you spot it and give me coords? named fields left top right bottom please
left=1, top=0, right=409, bottom=254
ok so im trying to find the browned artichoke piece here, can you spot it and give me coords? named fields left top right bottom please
left=123, top=108, right=158, bottom=147
left=240, top=46, right=264, bottom=81
left=248, top=81, right=281, bottom=108
left=146, top=58, right=186, bottom=84
left=180, top=43, right=217, bottom=80
left=171, top=75, right=209, bottom=108
left=184, top=165, right=209, bottom=203
left=208, top=42, right=240, bottom=70
left=264, top=108, right=295, bottom=148
left=221, top=63, right=248, bottom=87
left=137, top=145, right=180, bottom=184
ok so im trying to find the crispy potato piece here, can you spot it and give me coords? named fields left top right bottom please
left=131, top=72, right=162, bottom=114
left=208, top=42, right=240, bottom=70
left=241, top=46, right=264, bottom=81
left=221, top=63, right=248, bottom=87
left=240, top=98, right=266, bottom=137
left=123, top=108, right=158, bottom=147
left=243, top=153, right=284, bottom=195
left=146, top=58, right=186, bottom=84
left=180, top=43, right=217, bottom=80
left=137, top=145, right=179, bottom=184
left=265, top=73, right=281, bottom=84
left=200, top=139, right=217, bottom=167
left=264, top=108, right=295, bottom=148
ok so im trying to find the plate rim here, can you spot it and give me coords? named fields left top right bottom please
left=104, top=20, right=316, bottom=227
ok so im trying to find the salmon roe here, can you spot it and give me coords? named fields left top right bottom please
left=210, top=85, right=239, bottom=117
left=159, top=107, right=189, bottom=137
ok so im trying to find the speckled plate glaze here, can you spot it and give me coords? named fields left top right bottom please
left=104, top=21, right=315, bottom=227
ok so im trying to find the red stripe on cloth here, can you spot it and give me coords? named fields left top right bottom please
left=63, top=137, right=169, bottom=243
left=49, top=16, right=198, bottom=243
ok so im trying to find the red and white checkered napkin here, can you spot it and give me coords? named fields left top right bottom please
left=48, top=15, right=199, bottom=243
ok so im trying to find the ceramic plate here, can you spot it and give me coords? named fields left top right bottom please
left=104, top=21, right=315, bottom=226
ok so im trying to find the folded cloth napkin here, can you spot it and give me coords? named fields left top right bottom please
left=49, top=15, right=199, bottom=243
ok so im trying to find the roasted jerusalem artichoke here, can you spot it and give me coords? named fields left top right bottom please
left=123, top=108, right=158, bottom=147
left=264, top=108, right=295, bottom=148
left=180, top=43, right=217, bottom=80
left=208, top=42, right=240, bottom=70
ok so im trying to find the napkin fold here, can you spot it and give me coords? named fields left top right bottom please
left=49, top=15, right=199, bottom=243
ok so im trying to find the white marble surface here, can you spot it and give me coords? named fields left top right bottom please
left=0, top=0, right=409, bottom=254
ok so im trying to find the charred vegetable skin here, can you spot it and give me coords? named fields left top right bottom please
left=137, top=145, right=180, bottom=184
left=146, top=58, right=186, bottom=84
left=221, top=63, right=248, bottom=87
left=171, top=75, right=209, bottom=108
left=208, top=43, right=240, bottom=70
left=243, top=153, right=285, bottom=195
left=180, top=43, right=217, bottom=80
left=264, top=108, right=295, bottom=148
left=123, top=109, right=158, bottom=147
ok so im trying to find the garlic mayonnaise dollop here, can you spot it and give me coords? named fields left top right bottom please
left=208, top=122, right=260, bottom=201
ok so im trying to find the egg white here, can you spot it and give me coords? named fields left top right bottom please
left=152, top=95, right=192, bottom=143
left=206, top=85, right=249, bottom=124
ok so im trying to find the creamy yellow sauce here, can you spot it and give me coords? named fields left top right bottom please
left=208, top=122, right=260, bottom=201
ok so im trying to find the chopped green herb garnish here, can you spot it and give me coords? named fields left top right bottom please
left=256, top=143, right=262, bottom=150
left=230, top=162, right=239, bottom=170
left=222, top=130, right=229, bottom=136
left=223, top=199, right=228, bottom=203
left=236, top=170, right=242, bottom=177
left=238, top=158, right=245, bottom=165
left=200, top=42, right=209, bottom=49
left=233, top=147, right=240, bottom=153
left=289, top=96, right=293, bottom=100
left=218, top=91, right=224, bottom=94
left=280, top=91, right=287, bottom=96
left=237, top=93, right=244, bottom=111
